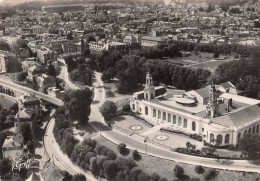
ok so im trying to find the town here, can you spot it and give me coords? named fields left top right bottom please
left=0, top=0, right=259, bottom=181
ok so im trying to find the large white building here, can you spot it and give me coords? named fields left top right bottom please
left=130, top=73, right=260, bottom=146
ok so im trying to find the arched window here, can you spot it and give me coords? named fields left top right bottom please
left=178, top=117, right=182, bottom=126
left=163, top=112, right=166, bottom=121
left=153, top=109, right=156, bottom=117
left=225, top=134, right=229, bottom=144
left=248, top=128, right=252, bottom=134
left=158, top=110, right=161, bottom=119
left=210, top=133, right=214, bottom=142
left=145, top=106, right=148, bottom=115
left=216, top=135, right=223, bottom=145
left=173, top=115, right=176, bottom=124
left=132, top=104, right=135, bottom=110
left=183, top=118, right=187, bottom=128
left=192, top=121, right=196, bottom=131
left=253, top=126, right=256, bottom=133
left=168, top=114, right=171, bottom=122
left=238, top=132, right=241, bottom=140
left=244, top=130, right=247, bottom=135
left=257, top=124, right=259, bottom=134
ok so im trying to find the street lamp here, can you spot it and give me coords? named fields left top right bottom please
left=144, top=137, right=147, bottom=155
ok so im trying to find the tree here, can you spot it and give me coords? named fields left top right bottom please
left=90, top=157, right=100, bottom=176
left=116, top=170, right=126, bottom=181
left=174, top=165, right=184, bottom=179
left=47, top=63, right=57, bottom=77
left=130, top=167, right=142, bottom=181
left=201, top=146, right=216, bottom=156
left=132, top=150, right=141, bottom=161
left=0, top=41, right=11, bottom=51
left=20, top=123, right=33, bottom=144
left=204, top=169, right=218, bottom=180
left=26, top=140, right=34, bottom=153
left=85, top=152, right=96, bottom=164
left=151, top=173, right=160, bottom=181
left=117, top=143, right=128, bottom=155
left=238, top=134, right=260, bottom=159
left=103, top=160, right=118, bottom=180
left=138, top=172, right=150, bottom=181
left=67, top=31, right=73, bottom=40
left=72, top=174, right=86, bottom=181
left=6, top=56, right=21, bottom=73
left=100, top=101, right=117, bottom=124
left=195, top=165, right=205, bottom=175
left=61, top=170, right=73, bottom=181
left=63, top=88, right=93, bottom=124
left=0, top=158, right=12, bottom=179
left=64, top=56, right=77, bottom=73
left=158, top=177, right=168, bottom=181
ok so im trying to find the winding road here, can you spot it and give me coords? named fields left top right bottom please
left=43, top=70, right=260, bottom=176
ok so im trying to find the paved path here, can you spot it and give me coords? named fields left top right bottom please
left=57, top=58, right=79, bottom=90
left=88, top=72, right=260, bottom=173
left=44, top=118, right=98, bottom=181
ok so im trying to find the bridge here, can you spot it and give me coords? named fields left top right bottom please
left=0, top=77, right=63, bottom=107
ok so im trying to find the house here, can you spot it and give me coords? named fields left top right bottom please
left=21, top=58, right=39, bottom=71
left=27, top=65, right=45, bottom=83
left=141, top=36, right=165, bottom=47
left=2, top=134, right=23, bottom=158
left=14, top=108, right=35, bottom=133
left=37, top=74, right=56, bottom=93
left=36, top=46, right=57, bottom=64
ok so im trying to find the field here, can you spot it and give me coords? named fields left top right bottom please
left=166, top=53, right=233, bottom=72
left=166, top=52, right=215, bottom=65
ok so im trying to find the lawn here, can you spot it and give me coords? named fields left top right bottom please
left=190, top=59, right=231, bottom=72
left=166, top=52, right=215, bottom=65
left=94, top=135, right=260, bottom=181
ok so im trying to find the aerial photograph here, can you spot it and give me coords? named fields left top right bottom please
left=0, top=0, right=259, bottom=180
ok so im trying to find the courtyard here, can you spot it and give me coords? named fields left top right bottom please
left=112, top=115, right=152, bottom=134
left=112, top=114, right=242, bottom=157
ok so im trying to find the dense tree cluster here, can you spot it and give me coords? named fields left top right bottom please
left=90, top=46, right=211, bottom=94
left=0, top=104, right=18, bottom=131
left=63, top=88, right=93, bottom=124
left=70, top=63, right=92, bottom=86
left=238, top=134, right=260, bottom=160
left=213, top=54, right=260, bottom=99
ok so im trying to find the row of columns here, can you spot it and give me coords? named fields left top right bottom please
left=145, top=106, right=197, bottom=132
left=238, top=124, right=260, bottom=140
left=208, top=132, right=230, bottom=145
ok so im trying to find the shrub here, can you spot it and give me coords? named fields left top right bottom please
left=122, top=104, right=130, bottom=112
left=132, top=150, right=142, bottom=161
left=106, top=90, right=115, bottom=98
left=103, top=160, right=118, bottom=180
left=90, top=157, right=100, bottom=176
left=138, top=172, right=150, bottom=181
left=118, top=143, right=128, bottom=155
left=195, top=165, right=205, bottom=175
left=204, top=169, right=218, bottom=180
left=130, top=167, right=142, bottom=181
left=151, top=172, right=160, bottom=181
left=85, top=152, right=96, bottom=164
left=174, top=165, right=184, bottom=178
left=72, top=173, right=86, bottom=181
left=159, top=177, right=168, bottom=181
